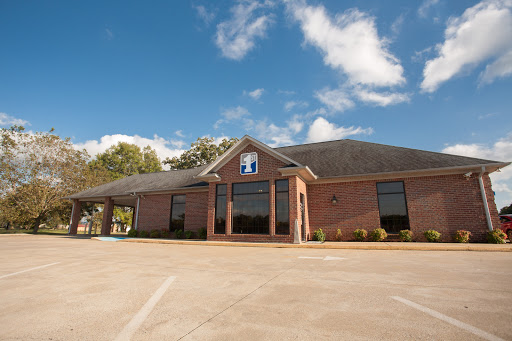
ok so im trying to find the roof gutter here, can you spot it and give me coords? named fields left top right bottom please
left=478, top=166, right=494, bottom=232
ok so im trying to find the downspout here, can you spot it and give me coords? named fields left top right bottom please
left=478, top=166, right=493, bottom=231
left=135, top=194, right=141, bottom=230
left=68, top=199, right=75, bottom=235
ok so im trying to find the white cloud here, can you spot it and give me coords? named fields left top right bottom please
left=354, top=89, right=410, bottom=106
left=277, top=89, right=296, bottom=95
left=418, top=0, right=440, bottom=18
left=105, top=28, right=114, bottom=40
left=479, top=49, right=512, bottom=85
left=442, top=132, right=512, bottom=209
left=175, top=130, right=185, bottom=137
left=215, top=0, right=274, bottom=60
left=244, top=88, right=265, bottom=100
left=74, top=134, right=185, bottom=165
left=0, top=113, right=30, bottom=127
left=286, top=1, right=405, bottom=87
left=284, top=100, right=308, bottom=112
left=194, top=5, right=216, bottom=26
left=306, top=117, right=373, bottom=143
left=314, top=87, right=354, bottom=112
left=251, top=115, right=304, bottom=147
left=421, top=0, right=512, bottom=92
left=390, top=13, right=405, bottom=37
left=214, top=106, right=251, bottom=129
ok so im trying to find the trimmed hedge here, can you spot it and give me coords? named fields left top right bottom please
left=353, top=229, right=367, bottom=242
left=369, top=228, right=387, bottom=242
left=424, top=230, right=441, bottom=242
left=399, top=230, right=412, bottom=242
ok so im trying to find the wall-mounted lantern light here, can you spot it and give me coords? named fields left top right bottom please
left=331, top=194, right=338, bottom=205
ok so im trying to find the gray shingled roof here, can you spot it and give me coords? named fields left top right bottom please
left=275, top=139, right=503, bottom=178
left=67, top=164, right=209, bottom=199
left=68, top=139, right=507, bottom=199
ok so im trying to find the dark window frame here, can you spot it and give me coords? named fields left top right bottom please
left=275, top=179, right=290, bottom=235
left=376, top=181, right=410, bottom=233
left=214, top=184, right=227, bottom=234
left=169, top=194, right=186, bottom=232
left=231, top=180, right=270, bottom=235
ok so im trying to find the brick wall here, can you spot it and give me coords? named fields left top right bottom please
left=207, top=144, right=296, bottom=243
left=184, top=191, right=208, bottom=233
left=137, top=191, right=209, bottom=233
left=307, top=173, right=498, bottom=242
left=137, top=194, right=172, bottom=232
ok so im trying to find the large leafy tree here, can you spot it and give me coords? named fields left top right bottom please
left=90, top=142, right=162, bottom=231
left=0, top=126, right=109, bottom=233
left=91, top=142, right=162, bottom=180
left=500, top=203, right=512, bottom=215
left=163, top=137, right=238, bottom=170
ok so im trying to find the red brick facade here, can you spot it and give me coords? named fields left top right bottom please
left=130, top=142, right=500, bottom=243
left=137, top=191, right=209, bottom=234
left=307, top=174, right=498, bottom=242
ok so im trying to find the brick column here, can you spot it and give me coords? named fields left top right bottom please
left=69, top=199, right=81, bottom=235
left=225, top=183, right=232, bottom=236
left=101, top=197, right=114, bottom=236
left=269, top=181, right=276, bottom=236
left=288, top=176, right=300, bottom=240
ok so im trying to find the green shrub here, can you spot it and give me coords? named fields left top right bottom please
left=175, top=229, right=183, bottom=239
left=399, top=230, right=412, bottom=242
left=185, top=230, right=194, bottom=239
left=150, top=229, right=161, bottom=238
left=487, top=230, right=506, bottom=244
left=335, top=229, right=342, bottom=242
left=369, top=228, right=387, bottom=242
left=160, top=229, right=170, bottom=238
left=424, top=230, right=441, bottom=242
left=198, top=228, right=207, bottom=239
left=127, top=229, right=137, bottom=237
left=454, top=230, right=471, bottom=243
left=138, top=230, right=149, bottom=238
left=312, top=228, right=326, bottom=242
left=353, top=229, right=367, bottom=241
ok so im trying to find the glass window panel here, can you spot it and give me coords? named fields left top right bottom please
left=170, top=199, right=185, bottom=232
left=232, top=192, right=269, bottom=234
left=377, top=182, right=404, bottom=194
left=172, top=195, right=186, bottom=204
left=216, top=184, right=227, bottom=196
left=275, top=191, right=289, bottom=235
left=376, top=182, right=409, bottom=233
left=215, top=195, right=226, bottom=234
left=275, top=179, right=289, bottom=192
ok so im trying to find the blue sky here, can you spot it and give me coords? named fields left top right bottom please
left=1, top=0, right=511, bottom=208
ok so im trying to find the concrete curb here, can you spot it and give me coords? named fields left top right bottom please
left=92, top=237, right=512, bottom=252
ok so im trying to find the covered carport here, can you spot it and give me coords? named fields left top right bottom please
left=67, top=194, right=138, bottom=236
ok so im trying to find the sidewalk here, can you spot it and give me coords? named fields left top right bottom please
left=94, top=237, right=512, bottom=252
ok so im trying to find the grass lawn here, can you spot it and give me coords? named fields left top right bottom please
left=0, top=228, right=70, bottom=235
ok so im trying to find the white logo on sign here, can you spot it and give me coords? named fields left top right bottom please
left=240, top=152, right=257, bottom=175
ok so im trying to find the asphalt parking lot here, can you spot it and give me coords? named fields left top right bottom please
left=0, top=235, right=511, bottom=341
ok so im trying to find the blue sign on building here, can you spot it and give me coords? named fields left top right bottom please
left=240, top=152, right=258, bottom=175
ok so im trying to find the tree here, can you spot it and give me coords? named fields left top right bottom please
left=499, top=203, right=512, bottom=215
left=163, top=137, right=238, bottom=170
left=0, top=126, right=109, bottom=233
left=91, top=142, right=162, bottom=180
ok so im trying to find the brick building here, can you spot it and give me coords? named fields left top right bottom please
left=66, top=136, right=509, bottom=242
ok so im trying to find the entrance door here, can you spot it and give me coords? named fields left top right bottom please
left=300, top=193, right=306, bottom=241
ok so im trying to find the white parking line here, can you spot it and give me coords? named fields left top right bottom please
left=115, top=275, right=176, bottom=341
left=0, top=262, right=60, bottom=280
left=391, top=296, right=505, bottom=341
left=298, top=256, right=346, bottom=261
